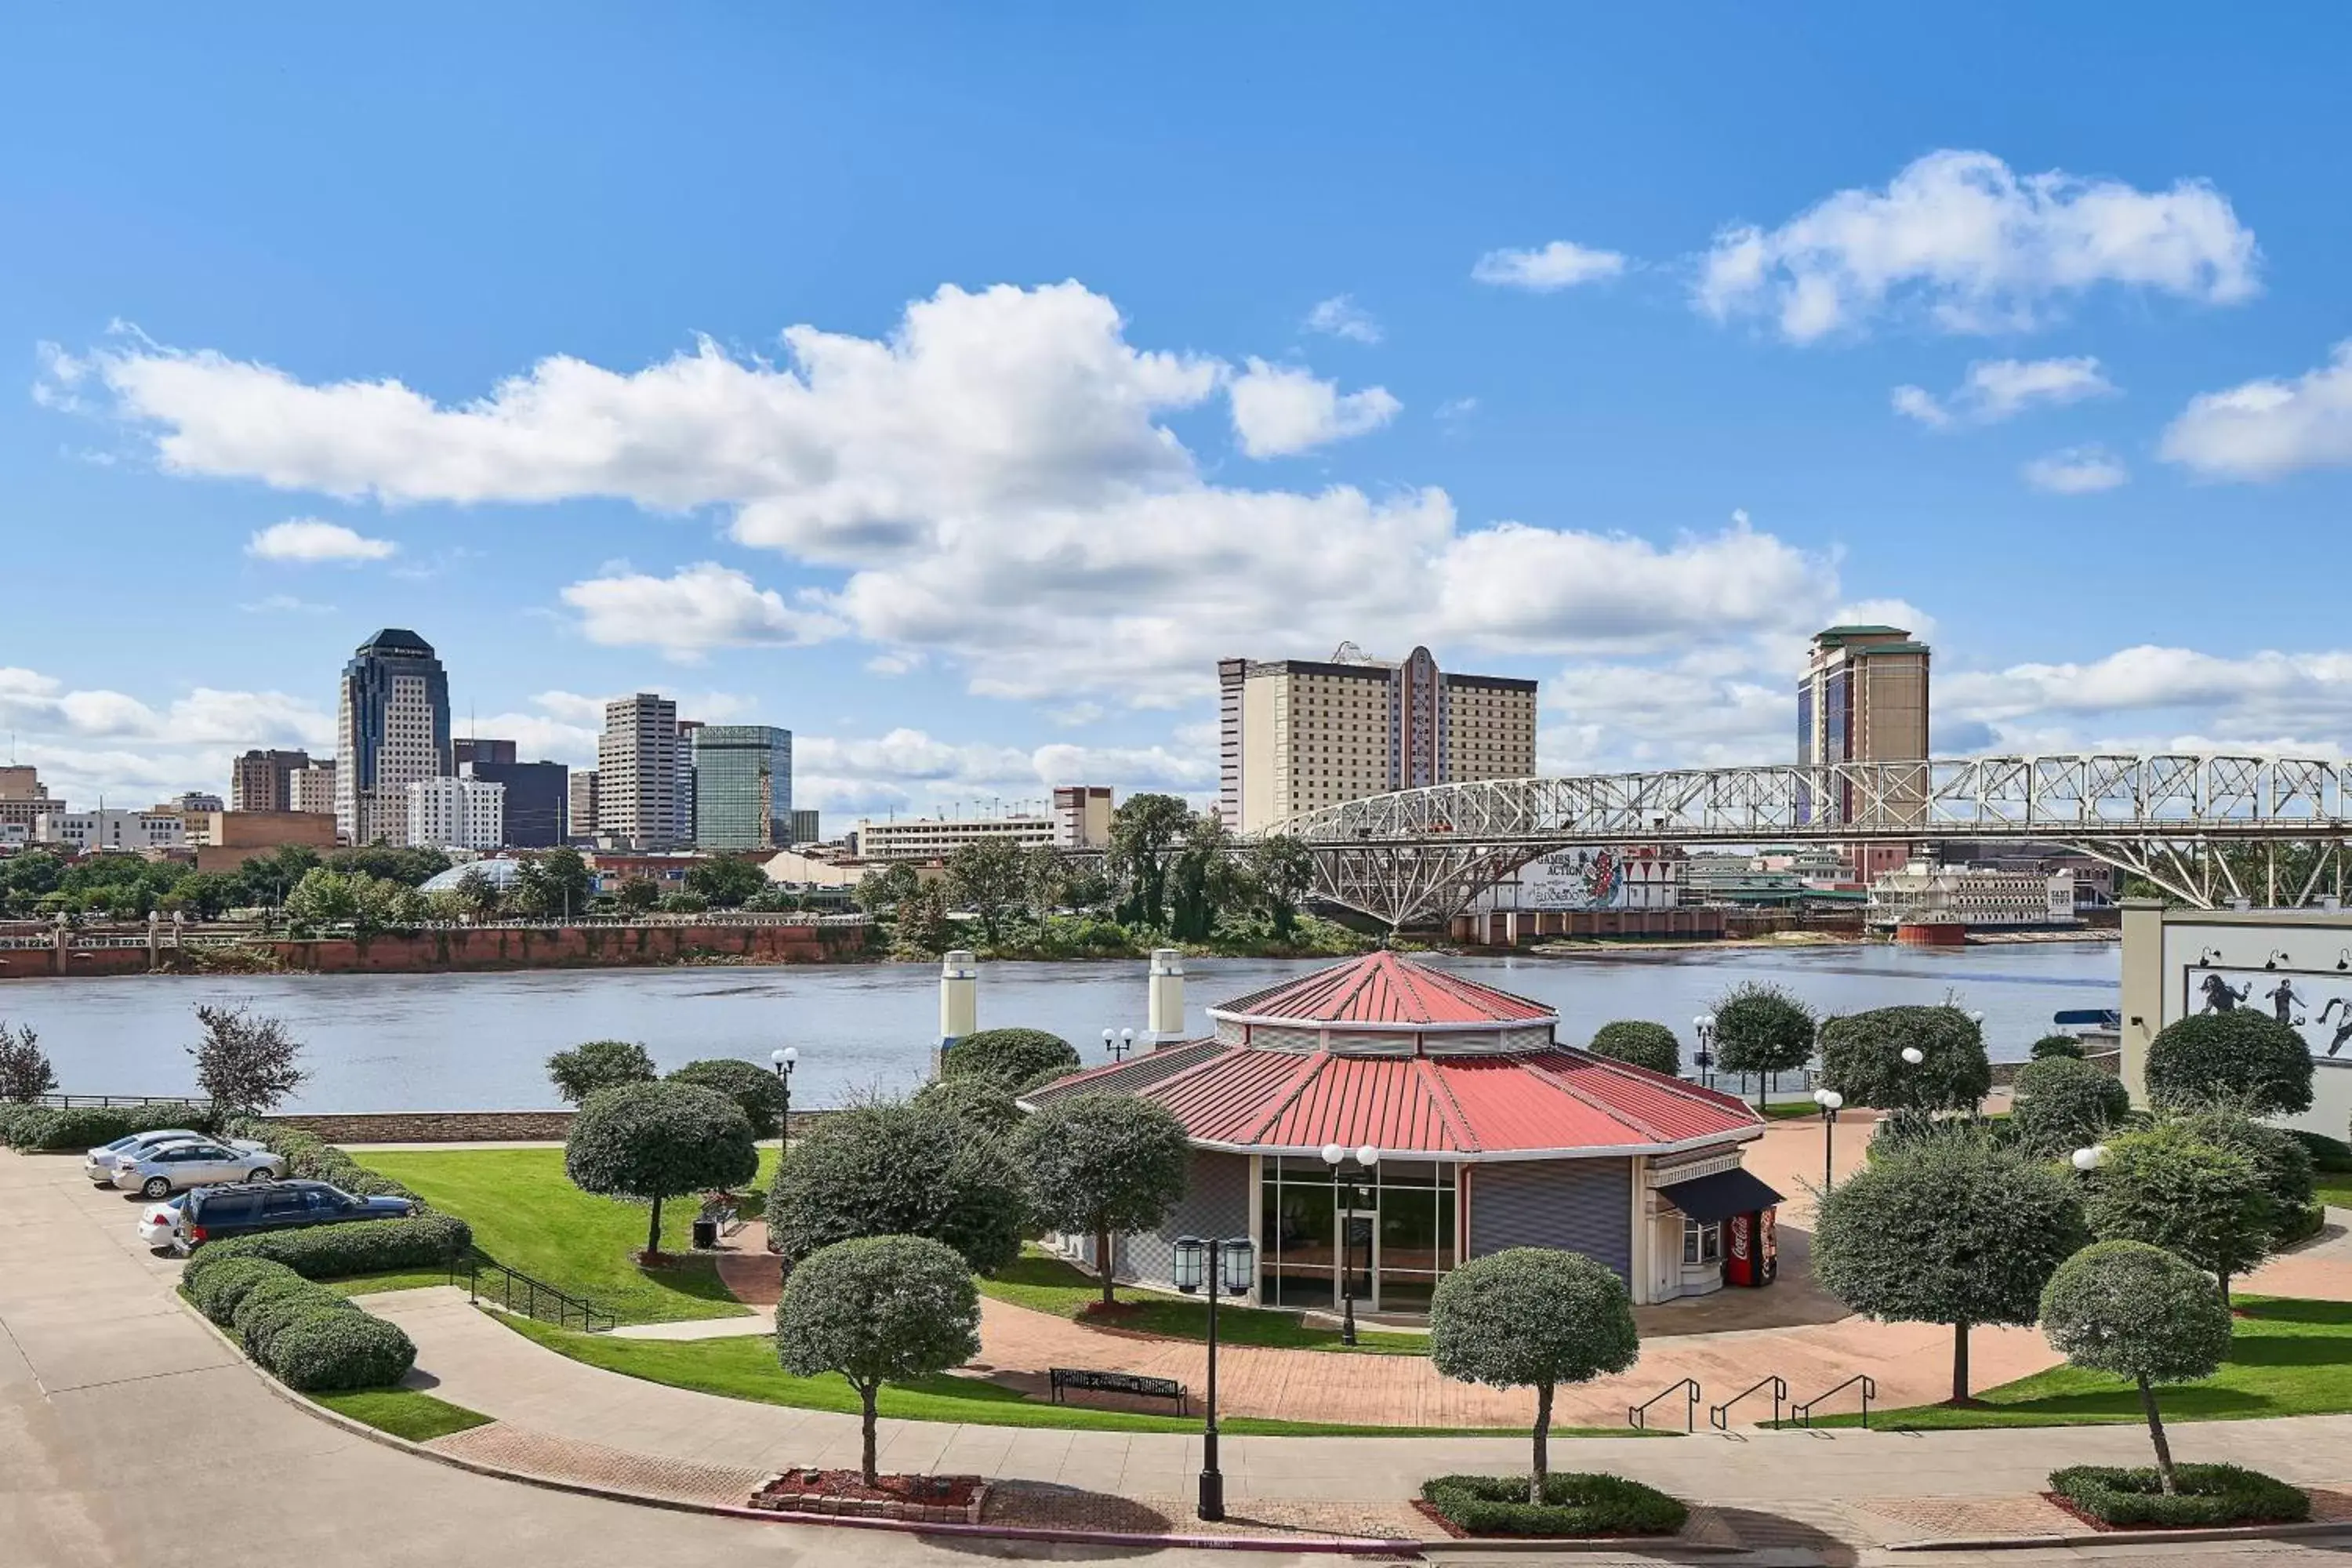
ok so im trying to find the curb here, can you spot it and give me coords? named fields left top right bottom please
left=1886, top=1518, right=2352, bottom=1552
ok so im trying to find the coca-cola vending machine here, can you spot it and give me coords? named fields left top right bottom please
left=1720, top=1206, right=1779, bottom=1288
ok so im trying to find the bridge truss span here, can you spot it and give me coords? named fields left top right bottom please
left=1269, top=753, right=2352, bottom=928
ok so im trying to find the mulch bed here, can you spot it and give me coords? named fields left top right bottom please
left=1410, top=1497, right=1467, bottom=1538
left=757, top=1470, right=982, bottom=1507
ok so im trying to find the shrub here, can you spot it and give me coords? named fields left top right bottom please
left=2146, top=1011, right=2314, bottom=1117
left=909, top=1075, right=1023, bottom=1135
left=193, top=1213, right=472, bottom=1279
left=232, top=1272, right=353, bottom=1360
left=2040, top=1240, right=2234, bottom=1494
left=1013, top=1094, right=1192, bottom=1305
left=13, top=1103, right=216, bottom=1152
left=186, top=1254, right=287, bottom=1323
left=768, top=1094, right=1026, bottom=1275
left=2085, top=1122, right=2276, bottom=1302
left=666, top=1058, right=792, bottom=1142
left=2009, top=1056, right=2130, bottom=1156
left=939, top=1027, right=1080, bottom=1091
left=1817, top=1005, right=1991, bottom=1111
left=565, top=1080, right=759, bottom=1259
left=2029, top=1033, right=2088, bottom=1060
left=2173, top=1108, right=2317, bottom=1244
left=1419, top=1473, right=1687, bottom=1538
left=2292, top=1130, right=2352, bottom=1173
left=546, top=1039, right=658, bottom=1105
left=249, top=1123, right=419, bottom=1202
left=269, top=1309, right=418, bottom=1392
left=1586, top=1022, right=1679, bottom=1076
left=2049, top=1465, right=2307, bottom=1527
left=0, top=1102, right=55, bottom=1147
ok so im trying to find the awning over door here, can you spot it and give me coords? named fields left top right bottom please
left=1656, top=1167, right=1784, bottom=1223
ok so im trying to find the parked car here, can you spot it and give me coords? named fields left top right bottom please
left=85, top=1127, right=266, bottom=1185
left=170, top=1179, right=418, bottom=1253
left=136, top=1193, right=187, bottom=1252
left=111, top=1142, right=287, bottom=1198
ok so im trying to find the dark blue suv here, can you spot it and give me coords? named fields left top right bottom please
left=176, top=1180, right=417, bottom=1253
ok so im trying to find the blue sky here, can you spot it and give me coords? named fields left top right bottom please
left=7, top=6, right=2352, bottom=819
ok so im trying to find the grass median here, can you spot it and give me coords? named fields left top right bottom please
left=314, top=1388, right=493, bottom=1443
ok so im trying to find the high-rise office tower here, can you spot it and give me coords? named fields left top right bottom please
left=454, top=737, right=518, bottom=769
left=335, top=629, right=451, bottom=846
left=1798, top=625, right=1931, bottom=858
left=676, top=718, right=703, bottom=845
left=465, top=758, right=569, bottom=848
left=230, top=748, right=314, bottom=813
left=691, top=725, right=793, bottom=849
left=567, top=770, right=599, bottom=844
left=1216, top=644, right=1537, bottom=833
left=289, top=761, right=337, bottom=818
left=596, top=694, right=679, bottom=848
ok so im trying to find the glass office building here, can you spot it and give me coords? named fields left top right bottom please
left=691, top=725, right=793, bottom=849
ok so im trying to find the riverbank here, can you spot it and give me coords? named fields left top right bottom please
left=1524, top=927, right=2120, bottom=957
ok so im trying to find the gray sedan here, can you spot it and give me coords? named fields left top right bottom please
left=111, top=1142, right=287, bottom=1198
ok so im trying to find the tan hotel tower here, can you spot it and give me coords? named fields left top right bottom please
left=1218, top=644, right=1537, bottom=833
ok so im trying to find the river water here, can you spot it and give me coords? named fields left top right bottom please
left=0, top=942, right=2120, bottom=1113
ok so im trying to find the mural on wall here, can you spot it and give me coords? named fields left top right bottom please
left=1511, top=848, right=1634, bottom=911
left=2186, top=964, right=2352, bottom=1064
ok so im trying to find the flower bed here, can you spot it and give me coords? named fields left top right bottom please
left=1418, top=1473, right=1687, bottom=1538
left=2047, top=1464, right=2310, bottom=1529
left=748, top=1469, right=986, bottom=1525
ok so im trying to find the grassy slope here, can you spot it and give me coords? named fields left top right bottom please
left=2317, top=1173, right=2352, bottom=1210
left=314, top=1388, right=493, bottom=1442
left=356, top=1148, right=779, bottom=1324
left=978, top=1250, right=1429, bottom=1356
left=1806, top=1297, right=2352, bottom=1431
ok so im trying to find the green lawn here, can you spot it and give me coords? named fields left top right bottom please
left=314, top=1387, right=493, bottom=1442
left=500, top=1315, right=1654, bottom=1439
left=356, top=1147, right=779, bottom=1324
left=1802, top=1297, right=2352, bottom=1431
left=978, top=1249, right=1430, bottom=1356
left=319, top=1266, right=460, bottom=1298
left=2318, top=1173, right=2352, bottom=1211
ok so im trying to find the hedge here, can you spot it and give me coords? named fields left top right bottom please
left=269, top=1309, right=419, bottom=1392
left=191, top=1211, right=471, bottom=1280
left=2049, top=1464, right=2309, bottom=1528
left=219, top=1116, right=417, bottom=1203
left=185, top=1254, right=286, bottom=1323
left=234, top=1272, right=351, bottom=1363
left=5, top=1102, right=216, bottom=1152
left=2291, top=1130, right=2352, bottom=1174
left=1420, top=1473, right=1688, bottom=1537
left=191, top=1256, right=417, bottom=1393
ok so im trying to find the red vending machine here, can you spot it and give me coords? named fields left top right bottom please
left=1720, top=1207, right=1779, bottom=1288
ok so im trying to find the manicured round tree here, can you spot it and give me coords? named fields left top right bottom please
left=2039, top=1240, right=2234, bottom=1494
left=776, top=1235, right=982, bottom=1486
left=940, top=1027, right=1080, bottom=1091
left=665, top=1058, right=791, bottom=1142
left=564, top=1081, right=759, bottom=1260
left=2009, top=1056, right=2131, bottom=1157
left=767, top=1096, right=1025, bottom=1275
left=2146, top=1011, right=2314, bottom=1117
left=1429, top=1248, right=1639, bottom=1504
left=1587, top=1021, right=1680, bottom=1077
left=1013, top=1094, right=1192, bottom=1307
left=2084, top=1120, right=2275, bottom=1305
left=2175, top=1107, right=2318, bottom=1243
left=910, top=1075, right=1024, bottom=1137
left=1812, top=1132, right=2089, bottom=1403
left=546, top=1039, right=657, bottom=1105
left=1817, top=1005, right=1991, bottom=1112
left=2029, top=1033, right=2088, bottom=1061
left=1711, top=982, right=1816, bottom=1109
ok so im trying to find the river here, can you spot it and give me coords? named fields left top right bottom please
left=0, top=942, right=2118, bottom=1112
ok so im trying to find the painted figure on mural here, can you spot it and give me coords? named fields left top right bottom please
left=2318, top=996, right=2352, bottom=1057
left=2267, top=978, right=2308, bottom=1025
left=2200, top=973, right=2251, bottom=1013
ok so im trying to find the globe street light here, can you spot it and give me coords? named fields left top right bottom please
left=1173, top=1235, right=1254, bottom=1522
left=2071, top=1144, right=2109, bottom=1174
left=1320, top=1141, right=1380, bottom=1346
left=1102, top=1027, right=1113, bottom=1059
left=1121, top=1026, right=1136, bottom=1061
left=770, top=1047, right=797, bottom=1154
left=1811, top=1088, right=1843, bottom=1191
left=1692, top=1014, right=1717, bottom=1088
left=1900, top=1046, right=1925, bottom=1065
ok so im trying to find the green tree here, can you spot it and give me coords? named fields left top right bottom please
left=666, top=1058, right=791, bottom=1142
left=2029, top=1033, right=2088, bottom=1061
left=2085, top=1121, right=2275, bottom=1305
left=1817, top=1004, right=1991, bottom=1112
left=328, top=844, right=452, bottom=887
left=1164, top=809, right=1238, bottom=942
left=564, top=1080, right=758, bottom=1260
left=852, top=861, right=919, bottom=914
left=766, top=1095, right=1025, bottom=1274
left=1014, top=1094, right=1192, bottom=1307
left=1429, top=1249, right=1640, bottom=1503
left=350, top=873, right=424, bottom=934
left=941, top=1027, right=1080, bottom=1091
left=1244, top=833, right=1317, bottom=938
left=684, top=856, right=769, bottom=908
left=890, top=881, right=954, bottom=956
left=657, top=891, right=709, bottom=914
left=1109, top=793, right=1193, bottom=930
left=909, top=1076, right=1024, bottom=1137
left=775, top=1235, right=981, bottom=1486
left=451, top=867, right=506, bottom=922
left=1711, top=982, right=1816, bottom=1109
left=235, top=844, right=323, bottom=911
left=2038, top=1240, right=2234, bottom=1494
left=1020, top=845, right=1073, bottom=918
left=1812, top=1133, right=2089, bottom=1403
left=546, top=1039, right=659, bottom=1104
left=2146, top=1011, right=2315, bottom=1118
left=613, top=877, right=660, bottom=913
left=513, top=846, right=594, bottom=920
left=281, top=867, right=361, bottom=929
left=188, top=1004, right=309, bottom=1116
left=945, top=837, right=1029, bottom=944
left=2174, top=1107, right=2318, bottom=1243
left=2009, top=1055, right=2131, bottom=1157
left=0, top=1021, right=56, bottom=1102
left=1586, top=1021, right=1680, bottom=1076
left=170, top=871, right=244, bottom=920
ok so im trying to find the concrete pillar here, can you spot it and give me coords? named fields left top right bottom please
left=53, top=915, right=67, bottom=977
left=2118, top=898, right=2165, bottom=1108
left=147, top=909, right=161, bottom=971
left=935, top=949, right=978, bottom=1076
left=1146, top=947, right=1185, bottom=1044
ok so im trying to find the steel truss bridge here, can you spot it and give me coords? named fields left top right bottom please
left=1269, top=754, right=2352, bottom=928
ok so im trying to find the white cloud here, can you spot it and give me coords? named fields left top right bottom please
left=0, top=666, right=334, bottom=806
left=1697, top=150, right=2259, bottom=343
left=558, top=561, right=846, bottom=659
left=1471, top=241, right=1628, bottom=292
left=238, top=594, right=337, bottom=615
left=1226, top=359, right=1401, bottom=457
left=1303, top=295, right=1381, bottom=344
left=2159, top=339, right=2352, bottom=481
left=245, top=517, right=397, bottom=563
left=793, top=727, right=1217, bottom=817
left=1893, top=357, right=2114, bottom=427
left=1434, top=397, right=1479, bottom=423
left=2022, top=445, right=2128, bottom=493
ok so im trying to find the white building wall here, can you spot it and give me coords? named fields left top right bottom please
left=33, top=811, right=185, bottom=852
left=406, top=778, right=506, bottom=851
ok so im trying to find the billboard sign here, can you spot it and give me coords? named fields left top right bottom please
left=2180, top=964, right=2352, bottom=1070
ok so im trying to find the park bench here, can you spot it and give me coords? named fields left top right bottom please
left=1048, top=1367, right=1189, bottom=1414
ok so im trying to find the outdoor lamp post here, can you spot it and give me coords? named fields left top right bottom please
left=1692, top=1014, right=1717, bottom=1087
left=1173, top=1234, right=1254, bottom=1523
left=770, top=1047, right=797, bottom=1153
left=1811, top=1088, right=1843, bottom=1190
left=1319, top=1142, right=1380, bottom=1346
left=1121, top=1026, right=1135, bottom=1060
left=1101, top=1027, right=1115, bottom=1060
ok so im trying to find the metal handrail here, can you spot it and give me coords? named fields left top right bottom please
left=451, top=1250, right=615, bottom=1334
left=32, top=1092, right=217, bottom=1110
left=1708, top=1374, right=1788, bottom=1432
left=1789, top=1373, right=1876, bottom=1428
left=1628, top=1376, right=1701, bottom=1432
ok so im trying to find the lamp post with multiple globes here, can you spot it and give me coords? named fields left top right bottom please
left=1691, top=1014, right=1717, bottom=1088
left=1319, top=1141, right=1379, bottom=1347
left=1172, top=1234, right=1254, bottom=1523
left=768, top=1047, right=797, bottom=1153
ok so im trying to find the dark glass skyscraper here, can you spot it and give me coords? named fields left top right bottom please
left=691, top=725, right=793, bottom=849
left=335, top=628, right=451, bottom=845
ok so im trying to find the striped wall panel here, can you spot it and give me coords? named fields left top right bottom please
left=1116, top=1149, right=1252, bottom=1285
left=1466, top=1158, right=1632, bottom=1282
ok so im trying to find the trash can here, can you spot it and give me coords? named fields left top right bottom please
left=691, top=1217, right=719, bottom=1250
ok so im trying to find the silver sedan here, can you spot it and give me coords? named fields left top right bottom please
left=111, top=1142, right=287, bottom=1198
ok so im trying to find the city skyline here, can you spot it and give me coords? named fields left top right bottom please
left=10, top=10, right=2352, bottom=818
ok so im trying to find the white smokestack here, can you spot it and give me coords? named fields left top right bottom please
left=935, top=949, right=978, bottom=1076
left=1147, top=947, right=1185, bottom=1044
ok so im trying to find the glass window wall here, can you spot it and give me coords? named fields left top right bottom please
left=1258, top=1155, right=1457, bottom=1312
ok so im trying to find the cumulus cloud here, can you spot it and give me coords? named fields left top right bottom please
left=1472, top=241, right=1628, bottom=291
left=1697, top=150, right=2258, bottom=342
left=1893, top=357, right=2115, bottom=427
left=245, top=517, right=397, bottom=563
left=1227, top=359, right=1401, bottom=457
left=1302, top=295, right=1381, bottom=343
left=2022, top=445, right=2128, bottom=493
left=558, top=562, right=846, bottom=659
left=2159, top=339, right=2352, bottom=481
left=0, top=666, right=334, bottom=806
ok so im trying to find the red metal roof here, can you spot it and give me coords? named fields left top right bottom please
left=1209, top=951, right=1556, bottom=1028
